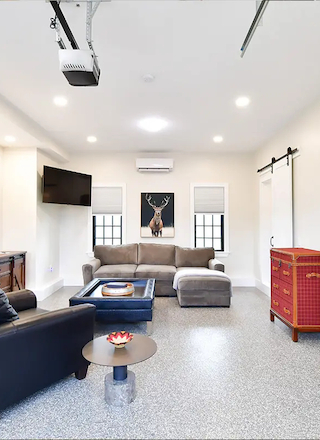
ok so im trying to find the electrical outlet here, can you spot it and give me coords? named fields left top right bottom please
left=49, top=266, right=53, bottom=272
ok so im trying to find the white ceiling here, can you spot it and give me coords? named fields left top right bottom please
left=0, top=0, right=320, bottom=155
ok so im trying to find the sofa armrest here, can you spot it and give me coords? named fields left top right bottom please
left=82, top=258, right=101, bottom=285
left=6, top=289, right=37, bottom=312
left=12, top=303, right=96, bottom=331
left=208, top=258, right=225, bottom=272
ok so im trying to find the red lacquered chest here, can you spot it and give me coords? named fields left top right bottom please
left=270, top=247, right=320, bottom=342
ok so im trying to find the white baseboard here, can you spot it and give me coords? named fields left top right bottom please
left=63, top=277, right=83, bottom=286
left=231, top=277, right=255, bottom=287
left=32, top=278, right=64, bottom=301
left=255, top=279, right=270, bottom=296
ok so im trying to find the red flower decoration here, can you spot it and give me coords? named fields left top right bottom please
left=107, top=331, right=134, bottom=348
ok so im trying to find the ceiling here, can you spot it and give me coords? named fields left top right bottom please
left=0, top=0, right=320, bottom=156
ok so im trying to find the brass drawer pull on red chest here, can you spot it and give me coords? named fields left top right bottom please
left=273, top=300, right=279, bottom=307
left=283, top=270, right=290, bottom=276
left=272, top=266, right=279, bottom=272
left=284, top=307, right=291, bottom=315
left=306, top=272, right=320, bottom=279
left=273, top=283, right=279, bottom=289
left=283, top=289, right=290, bottom=296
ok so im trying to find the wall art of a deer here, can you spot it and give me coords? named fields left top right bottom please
left=145, top=194, right=170, bottom=237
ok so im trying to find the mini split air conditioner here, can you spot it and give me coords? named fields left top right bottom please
left=136, top=158, right=174, bottom=173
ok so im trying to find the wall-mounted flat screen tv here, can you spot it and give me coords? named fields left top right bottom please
left=42, top=166, right=92, bottom=206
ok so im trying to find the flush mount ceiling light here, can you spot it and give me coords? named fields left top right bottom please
left=137, top=117, right=168, bottom=133
left=213, top=136, right=223, bottom=143
left=4, top=135, right=16, bottom=143
left=53, top=96, right=68, bottom=107
left=87, top=136, right=97, bottom=143
left=235, top=96, right=250, bottom=108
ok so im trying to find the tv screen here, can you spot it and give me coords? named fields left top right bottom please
left=42, top=166, right=92, bottom=206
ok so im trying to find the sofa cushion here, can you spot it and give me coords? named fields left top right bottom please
left=94, top=244, right=138, bottom=265
left=138, top=243, right=175, bottom=266
left=135, top=264, right=176, bottom=281
left=0, top=289, right=19, bottom=323
left=94, top=264, right=137, bottom=278
left=175, top=247, right=214, bottom=268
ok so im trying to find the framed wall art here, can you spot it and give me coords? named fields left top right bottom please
left=141, top=192, right=174, bottom=238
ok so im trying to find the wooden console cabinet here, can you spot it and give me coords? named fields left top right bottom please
left=0, top=252, right=26, bottom=292
left=270, top=248, right=320, bottom=342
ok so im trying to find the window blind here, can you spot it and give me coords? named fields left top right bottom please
left=194, top=186, right=224, bottom=213
left=92, top=187, right=122, bottom=214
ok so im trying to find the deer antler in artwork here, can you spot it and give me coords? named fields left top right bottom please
left=145, top=194, right=157, bottom=210
left=159, top=195, right=170, bottom=210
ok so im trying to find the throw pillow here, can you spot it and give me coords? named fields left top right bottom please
left=0, top=289, right=19, bottom=323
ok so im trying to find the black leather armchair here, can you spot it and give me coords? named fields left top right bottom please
left=0, top=289, right=96, bottom=411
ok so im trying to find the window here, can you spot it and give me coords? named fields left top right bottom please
left=192, top=185, right=227, bottom=252
left=92, top=186, right=124, bottom=248
left=194, top=213, right=224, bottom=250
left=93, top=214, right=122, bottom=246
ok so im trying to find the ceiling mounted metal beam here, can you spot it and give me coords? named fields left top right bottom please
left=86, top=0, right=102, bottom=53
left=240, top=0, right=269, bottom=58
left=50, top=0, right=79, bottom=49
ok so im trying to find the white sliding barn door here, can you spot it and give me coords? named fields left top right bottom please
left=271, top=155, right=293, bottom=248
left=259, top=155, right=293, bottom=292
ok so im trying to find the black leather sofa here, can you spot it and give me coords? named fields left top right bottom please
left=0, top=289, right=96, bottom=411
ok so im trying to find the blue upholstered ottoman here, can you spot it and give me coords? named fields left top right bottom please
left=70, top=278, right=155, bottom=323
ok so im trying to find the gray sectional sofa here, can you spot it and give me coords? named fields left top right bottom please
left=82, top=243, right=225, bottom=297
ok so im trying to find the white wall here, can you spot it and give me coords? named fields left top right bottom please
left=0, top=148, right=64, bottom=299
left=36, top=151, right=63, bottom=297
left=2, top=148, right=37, bottom=288
left=63, top=151, right=256, bottom=285
left=0, top=148, right=257, bottom=292
left=254, top=98, right=320, bottom=285
left=0, top=147, right=3, bottom=249
left=59, top=205, right=92, bottom=285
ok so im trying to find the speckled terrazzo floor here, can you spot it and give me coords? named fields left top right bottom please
left=1, top=286, right=320, bottom=440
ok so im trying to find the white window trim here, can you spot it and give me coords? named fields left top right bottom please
left=91, top=183, right=126, bottom=246
left=190, top=183, right=229, bottom=256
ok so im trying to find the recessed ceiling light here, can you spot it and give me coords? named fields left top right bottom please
left=235, top=96, right=250, bottom=108
left=213, top=135, right=223, bottom=143
left=137, top=117, right=168, bottom=133
left=87, top=136, right=97, bottom=143
left=4, top=135, right=16, bottom=143
left=53, top=96, right=68, bottom=107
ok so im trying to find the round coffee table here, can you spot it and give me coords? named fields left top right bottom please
left=82, top=334, right=157, bottom=406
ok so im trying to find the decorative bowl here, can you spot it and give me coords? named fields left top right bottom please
left=102, top=282, right=135, bottom=296
left=106, top=331, right=134, bottom=348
